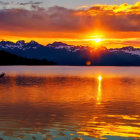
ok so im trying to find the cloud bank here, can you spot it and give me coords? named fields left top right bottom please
left=0, top=2, right=139, bottom=39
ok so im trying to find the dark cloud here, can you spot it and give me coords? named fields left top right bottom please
left=19, top=1, right=42, bottom=6
left=0, top=6, right=87, bottom=33
left=18, top=1, right=43, bottom=10
left=98, top=14, right=140, bottom=31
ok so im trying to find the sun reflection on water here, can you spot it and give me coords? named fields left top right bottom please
left=97, top=75, right=102, bottom=105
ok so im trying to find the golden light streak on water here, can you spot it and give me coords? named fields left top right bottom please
left=97, top=75, right=102, bottom=104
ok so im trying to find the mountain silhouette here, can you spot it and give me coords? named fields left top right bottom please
left=0, top=40, right=140, bottom=66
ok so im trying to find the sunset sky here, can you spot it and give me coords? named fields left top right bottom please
left=0, top=0, right=140, bottom=48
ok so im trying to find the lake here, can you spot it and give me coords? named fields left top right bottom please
left=0, top=66, right=140, bottom=140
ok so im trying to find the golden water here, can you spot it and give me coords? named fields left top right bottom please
left=0, top=66, right=140, bottom=140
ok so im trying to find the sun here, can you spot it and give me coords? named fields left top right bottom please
left=85, top=37, right=104, bottom=44
left=98, top=75, right=102, bottom=81
left=88, top=34, right=104, bottom=44
left=93, top=38, right=102, bottom=43
left=84, top=31, right=105, bottom=46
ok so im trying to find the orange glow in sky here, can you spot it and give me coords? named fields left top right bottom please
left=0, top=2, right=139, bottom=48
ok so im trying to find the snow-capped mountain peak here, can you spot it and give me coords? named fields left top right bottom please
left=0, top=40, right=140, bottom=56
left=110, top=46, right=140, bottom=56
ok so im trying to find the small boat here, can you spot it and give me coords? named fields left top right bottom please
left=0, top=73, right=5, bottom=78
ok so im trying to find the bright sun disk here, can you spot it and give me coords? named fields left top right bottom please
left=98, top=75, right=102, bottom=81
left=93, top=38, right=102, bottom=43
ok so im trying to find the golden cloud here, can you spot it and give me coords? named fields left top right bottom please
left=76, top=2, right=140, bottom=15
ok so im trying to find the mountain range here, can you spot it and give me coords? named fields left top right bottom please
left=0, top=40, right=140, bottom=66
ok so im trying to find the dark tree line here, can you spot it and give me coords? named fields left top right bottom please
left=0, top=51, right=56, bottom=65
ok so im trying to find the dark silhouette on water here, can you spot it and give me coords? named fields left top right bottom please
left=0, top=51, right=56, bottom=65
left=0, top=73, right=5, bottom=78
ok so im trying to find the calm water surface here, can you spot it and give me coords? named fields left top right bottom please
left=0, top=66, right=140, bottom=140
